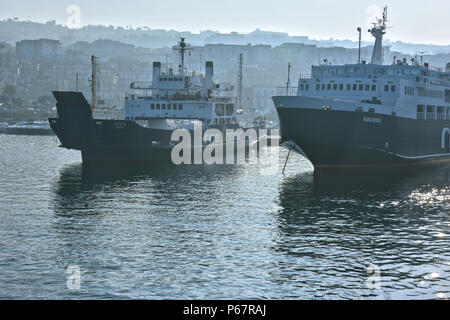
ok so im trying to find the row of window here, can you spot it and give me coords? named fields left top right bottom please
left=417, top=88, right=444, bottom=99
left=300, top=82, right=444, bottom=100
left=150, top=103, right=183, bottom=110
left=159, top=77, right=183, bottom=82
left=301, top=83, right=397, bottom=93
left=315, top=66, right=420, bottom=76
left=404, top=87, right=415, bottom=96
left=416, top=104, right=450, bottom=120
left=215, top=103, right=234, bottom=116
left=384, top=85, right=396, bottom=92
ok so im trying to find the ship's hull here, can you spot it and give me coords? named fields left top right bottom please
left=274, top=96, right=450, bottom=173
left=50, top=117, right=175, bottom=166
left=48, top=91, right=173, bottom=166
left=50, top=117, right=259, bottom=167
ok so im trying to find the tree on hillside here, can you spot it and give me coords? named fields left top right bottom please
left=2, top=84, right=17, bottom=97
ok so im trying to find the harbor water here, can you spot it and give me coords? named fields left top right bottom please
left=0, top=134, right=449, bottom=299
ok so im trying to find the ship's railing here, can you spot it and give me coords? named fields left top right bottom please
left=298, top=74, right=311, bottom=79
left=211, top=96, right=235, bottom=103
left=125, top=91, right=152, bottom=99
left=130, top=81, right=152, bottom=89
left=427, top=65, right=447, bottom=72
left=125, top=92, right=212, bottom=102
left=275, top=87, right=298, bottom=96
left=429, top=79, right=450, bottom=87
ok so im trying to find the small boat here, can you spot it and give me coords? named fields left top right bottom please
left=0, top=122, right=8, bottom=134
left=6, top=121, right=54, bottom=136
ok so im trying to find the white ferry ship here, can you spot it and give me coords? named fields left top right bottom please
left=273, top=7, right=450, bottom=172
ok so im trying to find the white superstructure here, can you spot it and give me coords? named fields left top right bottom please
left=124, top=38, right=238, bottom=128
left=280, top=7, right=450, bottom=121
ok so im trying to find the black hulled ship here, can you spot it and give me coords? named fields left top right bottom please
left=273, top=7, right=450, bottom=173
left=49, top=39, right=260, bottom=166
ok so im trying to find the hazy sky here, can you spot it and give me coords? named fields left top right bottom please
left=2, top=0, right=449, bottom=45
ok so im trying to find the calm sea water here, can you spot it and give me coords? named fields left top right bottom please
left=0, top=134, right=449, bottom=299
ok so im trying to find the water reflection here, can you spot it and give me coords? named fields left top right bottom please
left=50, top=160, right=450, bottom=299
left=276, top=167, right=450, bottom=299
left=50, top=162, right=276, bottom=299
left=52, top=163, right=245, bottom=215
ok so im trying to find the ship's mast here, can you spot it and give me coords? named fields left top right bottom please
left=369, top=6, right=388, bottom=65
left=357, top=27, right=362, bottom=64
left=90, top=55, right=99, bottom=112
left=172, top=38, right=192, bottom=73
left=286, top=62, right=292, bottom=95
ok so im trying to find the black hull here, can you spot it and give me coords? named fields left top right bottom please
left=48, top=92, right=170, bottom=165
left=49, top=115, right=174, bottom=166
left=275, top=106, right=450, bottom=172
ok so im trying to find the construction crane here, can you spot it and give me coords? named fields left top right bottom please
left=237, top=53, right=243, bottom=112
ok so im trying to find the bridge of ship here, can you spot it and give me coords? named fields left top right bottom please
left=125, top=96, right=237, bottom=125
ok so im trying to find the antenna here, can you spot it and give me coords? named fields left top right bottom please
left=369, top=6, right=388, bottom=65
left=97, top=57, right=100, bottom=103
left=286, top=62, right=291, bottom=95
left=418, top=51, right=426, bottom=66
left=172, top=37, right=193, bottom=73
left=165, top=54, right=168, bottom=74
left=357, top=27, right=362, bottom=64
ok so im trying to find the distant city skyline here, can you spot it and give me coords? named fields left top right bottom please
left=1, top=0, right=450, bottom=45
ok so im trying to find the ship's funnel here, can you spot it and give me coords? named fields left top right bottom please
left=152, top=62, right=161, bottom=94
left=153, top=62, right=161, bottom=83
left=205, top=61, right=213, bottom=90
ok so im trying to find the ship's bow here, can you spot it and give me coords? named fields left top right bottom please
left=273, top=96, right=399, bottom=169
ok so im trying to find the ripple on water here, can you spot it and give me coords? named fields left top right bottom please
left=0, top=135, right=449, bottom=299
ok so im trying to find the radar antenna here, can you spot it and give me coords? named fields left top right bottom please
left=172, top=37, right=193, bottom=73
left=417, top=51, right=426, bottom=66
left=369, top=6, right=388, bottom=65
